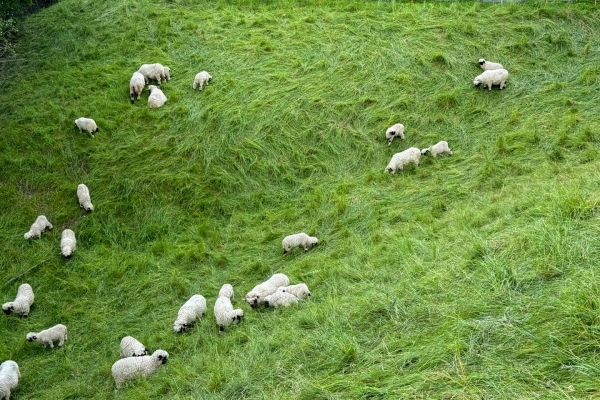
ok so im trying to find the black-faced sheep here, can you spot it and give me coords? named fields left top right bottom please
left=0, top=360, right=20, bottom=400
left=2, top=283, right=34, bottom=318
left=74, top=118, right=99, bottom=137
left=385, top=123, right=405, bottom=146
left=473, top=69, right=509, bottom=91
left=385, top=147, right=421, bottom=174
left=244, top=273, right=290, bottom=308
left=60, top=229, right=76, bottom=258
left=111, top=349, right=168, bottom=389
left=24, top=215, right=52, bottom=239
left=173, top=295, right=207, bottom=334
left=77, top=184, right=94, bottom=212
left=282, top=233, right=318, bottom=254
left=421, top=141, right=452, bottom=157
left=26, top=324, right=67, bottom=348
left=193, top=71, right=212, bottom=90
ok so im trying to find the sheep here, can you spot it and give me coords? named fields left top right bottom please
left=74, top=117, right=99, bottom=137
left=218, top=284, right=234, bottom=300
left=244, top=273, right=290, bottom=308
left=421, top=141, right=453, bottom=157
left=119, top=336, right=147, bottom=358
left=478, top=58, right=503, bottom=71
left=173, top=294, right=207, bottom=334
left=137, top=63, right=171, bottom=85
left=282, top=233, right=318, bottom=254
left=385, top=147, right=421, bottom=174
left=192, top=71, right=212, bottom=90
left=147, top=85, right=167, bottom=108
left=278, top=283, right=311, bottom=299
left=60, top=229, right=76, bottom=259
left=23, top=215, right=53, bottom=239
left=2, top=283, right=34, bottom=318
left=129, top=71, right=145, bottom=103
left=111, top=349, right=168, bottom=389
left=77, top=184, right=94, bottom=212
left=385, top=123, right=405, bottom=146
left=264, top=290, right=299, bottom=308
left=213, top=295, right=243, bottom=332
left=26, top=324, right=67, bottom=348
left=0, top=360, right=20, bottom=400
left=473, top=69, right=509, bottom=91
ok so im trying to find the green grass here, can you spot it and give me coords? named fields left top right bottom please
left=1, top=0, right=600, bottom=398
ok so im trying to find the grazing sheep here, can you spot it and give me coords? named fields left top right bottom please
left=385, top=123, right=405, bottom=146
left=60, top=229, right=76, bottom=259
left=111, top=349, right=168, bottom=389
left=264, top=290, right=299, bottom=308
left=421, top=141, right=453, bottom=157
left=218, top=284, right=234, bottom=300
left=213, top=295, right=243, bottom=332
left=23, top=215, right=53, bottom=239
left=2, top=283, right=34, bottom=318
left=278, top=283, right=311, bottom=299
left=173, top=294, right=207, bottom=334
left=147, top=85, right=167, bottom=108
left=478, top=58, right=503, bottom=71
left=119, top=336, right=148, bottom=358
left=473, top=69, right=509, bottom=91
left=385, top=147, right=421, bottom=174
left=77, top=184, right=94, bottom=212
left=74, top=117, right=99, bottom=137
left=26, top=324, right=67, bottom=348
left=244, top=273, right=290, bottom=308
left=192, top=71, right=212, bottom=90
left=129, top=71, right=145, bottom=103
left=137, top=63, right=171, bottom=85
left=282, top=233, right=318, bottom=254
left=0, top=360, right=20, bottom=400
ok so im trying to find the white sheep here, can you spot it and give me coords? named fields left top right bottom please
left=119, top=336, right=147, bottom=358
left=2, top=283, right=34, bottom=318
left=385, top=147, right=421, bottom=174
left=473, top=69, right=509, bottom=91
left=111, top=349, right=168, bottom=389
left=137, top=63, right=171, bottom=85
left=0, top=360, right=20, bottom=400
left=282, top=233, right=318, bottom=254
left=23, top=215, right=53, bottom=239
left=213, top=295, right=243, bottom=332
left=244, top=273, right=290, bottom=308
left=26, top=324, right=67, bottom=348
left=385, top=123, right=405, bottom=145
left=173, top=294, right=207, bottom=334
left=148, top=85, right=167, bottom=108
left=129, top=71, right=145, bottom=103
left=278, top=283, right=311, bottom=299
left=77, top=183, right=94, bottom=212
left=60, top=229, right=76, bottom=259
left=421, top=141, right=453, bottom=157
left=74, top=117, right=99, bottom=137
left=478, top=58, right=503, bottom=71
left=264, top=290, right=299, bottom=308
left=193, top=71, right=212, bottom=90
left=218, top=284, right=234, bottom=300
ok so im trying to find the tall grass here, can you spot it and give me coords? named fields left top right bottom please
left=1, top=0, right=600, bottom=398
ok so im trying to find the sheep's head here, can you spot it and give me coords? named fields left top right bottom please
left=173, top=322, right=188, bottom=334
left=309, top=237, right=318, bottom=247
left=62, top=247, right=73, bottom=258
left=163, top=67, right=171, bottom=81
left=233, top=309, right=244, bottom=323
left=478, top=58, right=486, bottom=65
left=2, top=303, right=14, bottom=315
left=154, top=350, right=169, bottom=364
left=26, top=333, right=36, bottom=342
left=24, top=232, right=32, bottom=239
left=244, top=293, right=259, bottom=308
left=421, top=148, right=431, bottom=156
left=473, top=76, right=483, bottom=87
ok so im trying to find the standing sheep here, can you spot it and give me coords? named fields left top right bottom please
left=129, top=71, right=145, bottom=103
left=137, top=63, right=171, bottom=85
left=173, top=294, right=207, bottom=334
left=148, top=85, right=167, bottom=109
left=26, top=324, right=67, bottom=348
left=214, top=295, right=243, bottom=332
left=478, top=58, right=503, bottom=71
left=264, top=290, right=299, bottom=308
left=23, top=215, right=53, bottom=239
left=278, top=283, right=311, bottom=299
left=385, top=147, right=421, bottom=174
left=77, top=184, right=94, bottom=212
left=473, top=69, right=509, bottom=91
left=244, top=273, right=290, bottom=308
left=385, top=123, right=405, bottom=146
left=60, top=229, right=76, bottom=259
left=421, top=141, right=453, bottom=157
left=2, top=283, right=34, bottom=318
left=0, top=360, right=20, bottom=400
left=282, top=233, right=318, bottom=254
left=193, top=71, right=212, bottom=90
left=74, top=117, right=99, bottom=137
left=119, top=336, right=148, bottom=358
left=111, top=349, right=168, bottom=389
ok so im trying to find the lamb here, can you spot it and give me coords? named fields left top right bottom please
left=213, top=294, right=243, bottom=332
left=60, top=229, right=76, bottom=258
left=119, top=336, right=147, bottom=358
left=77, top=184, right=94, bottom=212
left=2, top=283, right=34, bottom=318
left=74, top=117, right=99, bottom=137
left=278, top=283, right=311, bottom=299
left=111, top=349, right=168, bottom=389
left=26, top=324, right=67, bottom=348
left=193, top=71, right=212, bottom=90
left=244, top=273, right=290, bottom=308
left=173, top=294, right=207, bottom=334
left=282, top=233, right=318, bottom=254
left=23, top=215, right=53, bottom=239
left=421, top=141, right=452, bottom=157
left=473, top=69, right=509, bottom=91
left=0, top=360, right=20, bottom=400
left=147, top=85, right=167, bottom=108
left=385, top=123, right=405, bottom=146
left=385, top=147, right=421, bottom=174
left=264, top=290, right=299, bottom=308
left=137, top=63, right=171, bottom=85
left=129, top=71, right=145, bottom=103
left=478, top=58, right=503, bottom=71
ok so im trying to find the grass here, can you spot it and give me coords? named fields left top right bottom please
left=1, top=0, right=600, bottom=398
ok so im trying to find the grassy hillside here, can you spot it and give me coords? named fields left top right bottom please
left=1, top=0, right=600, bottom=398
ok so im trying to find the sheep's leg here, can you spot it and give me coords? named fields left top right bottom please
left=48, top=341, right=54, bottom=348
